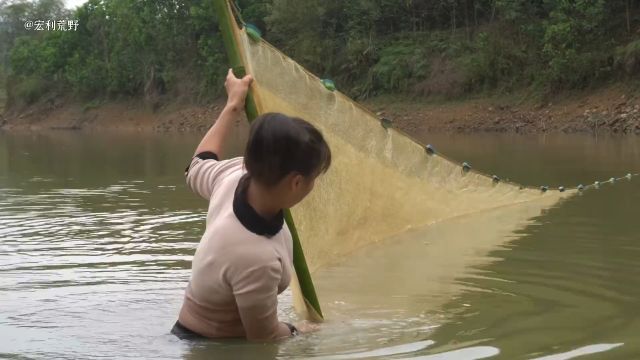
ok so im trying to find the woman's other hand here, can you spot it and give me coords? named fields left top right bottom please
left=295, top=320, right=320, bottom=334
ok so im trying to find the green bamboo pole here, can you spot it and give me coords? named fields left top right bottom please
left=212, top=0, right=323, bottom=321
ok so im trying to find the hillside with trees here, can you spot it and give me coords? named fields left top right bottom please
left=0, top=0, right=639, bottom=131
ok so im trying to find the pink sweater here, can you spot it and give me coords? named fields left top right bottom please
left=178, top=155, right=294, bottom=341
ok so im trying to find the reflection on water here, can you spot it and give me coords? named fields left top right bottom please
left=530, top=343, right=624, bottom=360
left=0, top=131, right=638, bottom=359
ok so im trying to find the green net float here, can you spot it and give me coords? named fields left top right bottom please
left=321, top=79, right=336, bottom=92
left=577, top=184, right=585, bottom=191
left=462, top=162, right=471, bottom=173
left=492, top=175, right=500, bottom=183
left=245, top=23, right=262, bottom=41
left=380, top=117, right=393, bottom=129
left=540, top=186, right=548, bottom=192
left=559, top=186, right=565, bottom=192
left=425, top=144, right=435, bottom=155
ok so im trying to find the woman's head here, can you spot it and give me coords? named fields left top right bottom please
left=244, top=112, right=331, bottom=207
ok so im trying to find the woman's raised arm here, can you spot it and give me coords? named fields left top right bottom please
left=193, top=68, right=253, bottom=159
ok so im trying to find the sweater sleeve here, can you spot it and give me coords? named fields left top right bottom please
left=184, top=153, right=244, bottom=200
left=230, top=259, right=292, bottom=341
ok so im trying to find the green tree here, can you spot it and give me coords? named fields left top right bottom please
left=541, top=0, right=610, bottom=89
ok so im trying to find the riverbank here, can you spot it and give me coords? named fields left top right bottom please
left=365, top=84, right=640, bottom=138
left=1, top=84, right=639, bottom=137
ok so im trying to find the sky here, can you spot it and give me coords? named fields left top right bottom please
left=65, top=0, right=88, bottom=10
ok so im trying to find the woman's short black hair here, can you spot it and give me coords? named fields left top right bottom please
left=244, top=112, right=332, bottom=187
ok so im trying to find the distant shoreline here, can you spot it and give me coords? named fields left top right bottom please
left=2, top=84, right=639, bottom=139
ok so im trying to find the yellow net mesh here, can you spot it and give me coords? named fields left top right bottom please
left=236, top=29, right=573, bottom=274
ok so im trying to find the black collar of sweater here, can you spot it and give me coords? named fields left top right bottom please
left=232, top=173, right=284, bottom=238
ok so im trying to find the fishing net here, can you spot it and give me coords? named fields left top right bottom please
left=235, top=29, right=573, bottom=274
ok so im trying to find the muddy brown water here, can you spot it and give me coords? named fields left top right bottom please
left=0, top=131, right=638, bottom=359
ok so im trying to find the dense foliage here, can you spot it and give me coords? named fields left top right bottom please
left=1, top=0, right=639, bottom=107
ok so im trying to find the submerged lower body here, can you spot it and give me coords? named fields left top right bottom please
left=171, top=320, right=207, bottom=340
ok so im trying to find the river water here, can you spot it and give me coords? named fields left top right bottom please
left=0, top=131, right=638, bottom=359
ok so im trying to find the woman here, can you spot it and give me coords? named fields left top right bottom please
left=171, top=69, right=331, bottom=341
